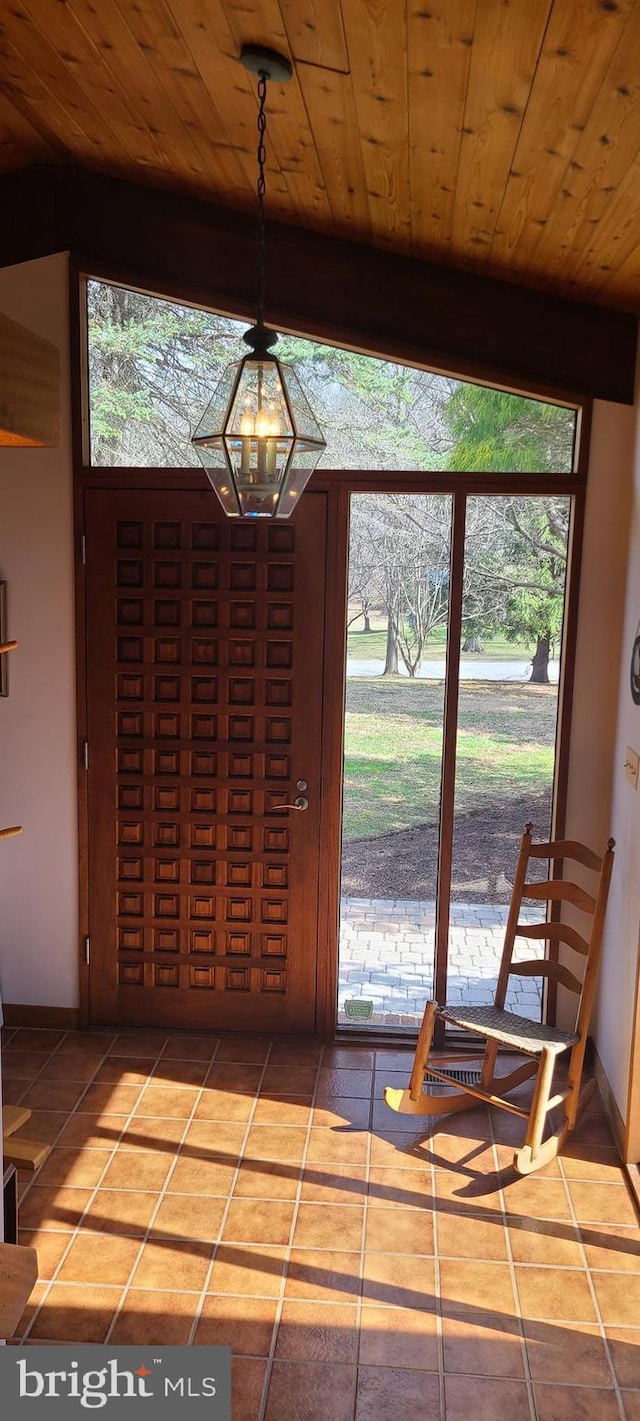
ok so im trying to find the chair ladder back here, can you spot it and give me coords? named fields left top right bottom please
left=522, top=880, right=597, bottom=914
left=509, top=958, right=583, bottom=995
left=528, top=839, right=603, bottom=873
left=573, top=839, right=615, bottom=1039
left=494, top=823, right=534, bottom=1009
left=515, top=921, right=591, bottom=956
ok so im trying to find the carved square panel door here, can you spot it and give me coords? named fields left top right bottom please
left=83, top=488, right=327, bottom=1032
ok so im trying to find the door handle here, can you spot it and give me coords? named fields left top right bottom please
left=272, top=796, right=309, bottom=812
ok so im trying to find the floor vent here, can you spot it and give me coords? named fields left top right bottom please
left=425, top=1067, right=483, bottom=1088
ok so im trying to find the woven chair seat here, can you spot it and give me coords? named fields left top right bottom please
left=438, top=1003, right=580, bottom=1056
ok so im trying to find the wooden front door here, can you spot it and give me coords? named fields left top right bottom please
left=83, top=487, right=327, bottom=1032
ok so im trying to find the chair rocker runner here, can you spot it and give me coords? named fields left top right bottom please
left=384, top=824, right=615, bottom=1175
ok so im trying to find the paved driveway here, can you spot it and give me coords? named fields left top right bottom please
left=347, top=658, right=559, bottom=681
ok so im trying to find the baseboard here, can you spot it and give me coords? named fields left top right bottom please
left=2, top=1004, right=80, bottom=1030
left=627, top=1163, right=640, bottom=1217
left=592, top=1044, right=626, bottom=1155
left=592, top=1043, right=640, bottom=1219
left=568, top=1051, right=640, bottom=1216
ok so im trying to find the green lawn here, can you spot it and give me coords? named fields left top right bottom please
left=343, top=678, right=557, bottom=840
left=347, top=623, right=534, bottom=661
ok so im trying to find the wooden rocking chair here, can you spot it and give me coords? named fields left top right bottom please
left=384, top=824, right=615, bottom=1175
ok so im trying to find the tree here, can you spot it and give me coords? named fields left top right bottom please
left=358, top=495, right=451, bottom=677
left=347, top=498, right=381, bottom=632
left=444, top=384, right=574, bottom=474
left=88, top=280, right=451, bottom=473
left=460, top=499, right=508, bottom=653
left=502, top=498, right=568, bottom=683
left=461, top=497, right=569, bottom=682
left=442, top=385, right=572, bottom=681
left=87, top=281, right=241, bottom=466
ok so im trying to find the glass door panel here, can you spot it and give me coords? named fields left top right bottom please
left=447, top=495, right=571, bottom=1018
left=339, top=493, right=452, bottom=1031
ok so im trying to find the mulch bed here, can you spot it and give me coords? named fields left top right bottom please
left=341, top=791, right=552, bottom=902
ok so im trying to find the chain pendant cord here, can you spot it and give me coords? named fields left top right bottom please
left=256, top=72, right=268, bottom=332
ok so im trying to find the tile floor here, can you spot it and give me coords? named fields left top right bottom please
left=2, top=1025, right=640, bottom=1421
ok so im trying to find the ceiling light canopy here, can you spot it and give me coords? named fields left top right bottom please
left=191, top=46, right=326, bottom=518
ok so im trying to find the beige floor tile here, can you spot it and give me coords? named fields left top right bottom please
left=19, top=1186, right=92, bottom=1232
left=508, top=1215, right=584, bottom=1266
left=356, top=1367, right=439, bottom=1420
left=33, top=1146, right=112, bottom=1190
left=223, top=1198, right=295, bottom=1246
left=300, top=1164, right=367, bottom=1205
left=109, top=1289, right=199, bottom=1345
left=244, top=1125, right=308, bottom=1163
left=230, top=1357, right=268, bottom=1421
left=360, top=1304, right=438, bottom=1370
left=362, top=1252, right=435, bottom=1311
left=437, top=1209, right=508, bottom=1260
left=207, top=1245, right=287, bottom=1298
left=18, top=1228, right=75, bottom=1280
left=101, top=1150, right=172, bottom=1192
left=266, top=1361, right=356, bottom=1421
left=533, top=1383, right=621, bottom=1421
left=195, top=1295, right=279, bottom=1354
left=293, top=1203, right=364, bottom=1251
left=515, top=1265, right=597, bottom=1322
left=591, top=1272, right=640, bottom=1326
left=605, top=1327, right=640, bottom=1388
left=150, top=1192, right=226, bottom=1242
left=305, top=1128, right=369, bottom=1166
left=444, top=1375, right=532, bottom=1421
left=442, top=1311, right=525, bottom=1377
left=367, top=1167, right=433, bottom=1209
left=581, top=1223, right=640, bottom=1271
left=232, top=1159, right=300, bottom=1200
left=275, top=1301, right=359, bottom=1363
left=524, top=1320, right=614, bottom=1385
left=131, top=1238, right=213, bottom=1292
left=28, top=1284, right=123, bottom=1343
left=57, top=1233, right=141, bottom=1286
left=439, top=1257, right=516, bottom=1316
left=568, top=1180, right=639, bottom=1226
left=81, top=1189, right=159, bottom=1237
left=285, top=1249, right=362, bottom=1303
left=365, top=1204, right=433, bottom=1255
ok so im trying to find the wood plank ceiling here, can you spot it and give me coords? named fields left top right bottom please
left=1, top=0, right=640, bottom=310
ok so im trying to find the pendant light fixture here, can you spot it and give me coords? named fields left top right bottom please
left=191, top=45, right=326, bottom=518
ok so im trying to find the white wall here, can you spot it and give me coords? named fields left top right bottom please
left=564, top=388, right=640, bottom=1140
left=591, top=381, right=640, bottom=1141
left=0, top=253, right=79, bottom=1010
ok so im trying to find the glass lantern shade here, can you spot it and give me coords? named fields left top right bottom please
left=191, top=350, right=326, bottom=518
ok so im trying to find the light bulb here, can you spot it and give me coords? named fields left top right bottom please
left=255, top=408, right=270, bottom=439
left=240, top=412, right=254, bottom=436
left=268, top=415, right=281, bottom=436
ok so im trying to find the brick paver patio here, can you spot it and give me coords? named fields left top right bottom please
left=338, top=898, right=543, bottom=1029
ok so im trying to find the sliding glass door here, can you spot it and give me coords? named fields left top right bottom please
left=338, top=491, right=572, bottom=1033
left=446, top=495, right=570, bottom=1021
left=339, top=493, right=451, bottom=1029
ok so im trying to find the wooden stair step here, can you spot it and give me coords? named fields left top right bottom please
left=0, top=1242, right=38, bottom=1339
left=4, top=1137, right=51, bottom=1172
left=2, top=1105, right=31, bottom=1138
